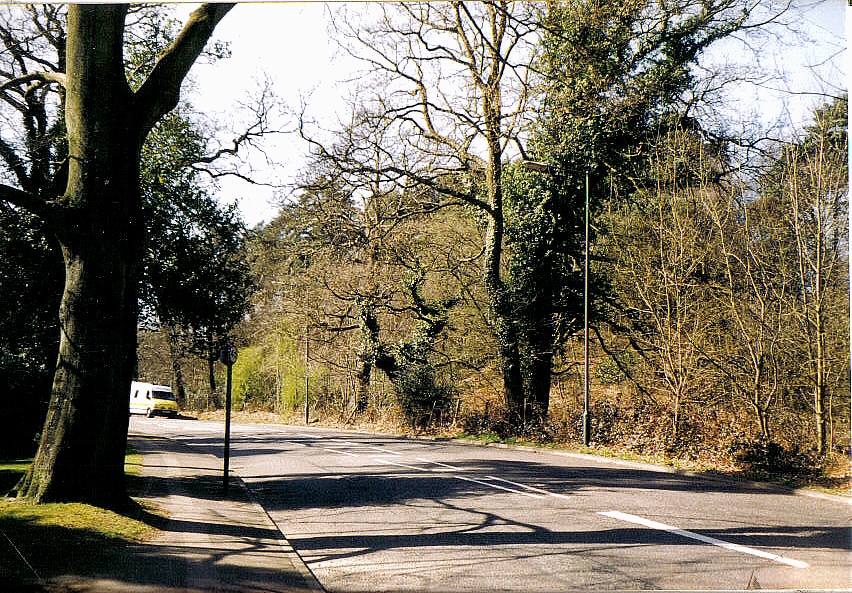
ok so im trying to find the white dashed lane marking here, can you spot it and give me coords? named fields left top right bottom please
left=282, top=431, right=812, bottom=571
left=598, top=510, right=810, bottom=569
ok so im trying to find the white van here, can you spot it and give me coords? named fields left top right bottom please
left=129, top=381, right=179, bottom=418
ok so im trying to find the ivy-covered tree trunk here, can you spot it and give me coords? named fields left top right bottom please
left=524, top=317, right=555, bottom=419
left=482, top=87, right=525, bottom=422
left=486, top=267, right=524, bottom=421
left=13, top=3, right=232, bottom=506
left=510, top=0, right=757, bottom=430
left=354, top=302, right=380, bottom=413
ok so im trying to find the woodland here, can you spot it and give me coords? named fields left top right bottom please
left=0, top=2, right=847, bottom=505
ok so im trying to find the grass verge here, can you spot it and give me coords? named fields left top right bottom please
left=0, top=446, right=161, bottom=587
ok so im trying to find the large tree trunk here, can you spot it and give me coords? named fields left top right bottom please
left=481, top=97, right=524, bottom=421
left=482, top=190, right=524, bottom=420
left=525, top=318, right=554, bottom=421
left=16, top=5, right=142, bottom=506
left=15, top=3, right=233, bottom=506
left=18, top=229, right=141, bottom=505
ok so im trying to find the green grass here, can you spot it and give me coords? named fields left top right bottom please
left=0, top=499, right=154, bottom=541
left=0, top=446, right=161, bottom=586
left=457, top=431, right=502, bottom=444
left=0, top=459, right=30, bottom=495
left=124, top=442, right=143, bottom=477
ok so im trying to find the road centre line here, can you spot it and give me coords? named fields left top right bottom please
left=330, top=439, right=403, bottom=455
left=320, top=447, right=359, bottom=457
left=374, top=457, right=429, bottom=472
left=485, top=475, right=572, bottom=500
left=415, top=457, right=571, bottom=500
left=455, top=474, right=545, bottom=498
left=598, top=510, right=810, bottom=569
left=307, top=438, right=566, bottom=500
left=375, top=457, right=545, bottom=499
left=292, top=434, right=400, bottom=457
left=416, top=457, right=462, bottom=471
left=279, top=431, right=817, bottom=573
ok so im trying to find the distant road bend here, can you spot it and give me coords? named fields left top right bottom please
left=131, top=418, right=852, bottom=592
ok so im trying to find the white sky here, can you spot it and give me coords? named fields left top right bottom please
left=180, top=2, right=346, bottom=227
left=178, top=1, right=848, bottom=228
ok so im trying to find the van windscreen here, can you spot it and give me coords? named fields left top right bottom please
left=152, top=390, right=175, bottom=401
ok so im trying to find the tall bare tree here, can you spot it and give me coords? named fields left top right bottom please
left=767, top=96, right=848, bottom=454
left=302, top=2, right=539, bottom=419
left=605, top=135, right=720, bottom=437
left=704, top=184, right=788, bottom=441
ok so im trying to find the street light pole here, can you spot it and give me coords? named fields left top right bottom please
left=582, top=171, right=591, bottom=447
left=305, top=318, right=310, bottom=425
left=522, top=160, right=591, bottom=446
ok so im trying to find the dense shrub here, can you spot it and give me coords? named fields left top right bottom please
left=386, top=346, right=455, bottom=428
left=730, top=440, right=816, bottom=477
left=231, top=346, right=276, bottom=410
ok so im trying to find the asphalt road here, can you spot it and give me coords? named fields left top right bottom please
left=131, top=417, right=851, bottom=592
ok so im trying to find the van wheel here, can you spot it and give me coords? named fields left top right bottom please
left=146, top=408, right=154, bottom=418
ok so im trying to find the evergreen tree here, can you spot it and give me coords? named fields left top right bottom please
left=504, top=0, right=753, bottom=421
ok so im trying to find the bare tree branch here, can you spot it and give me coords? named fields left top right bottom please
left=134, top=3, right=234, bottom=131
left=0, top=71, right=66, bottom=94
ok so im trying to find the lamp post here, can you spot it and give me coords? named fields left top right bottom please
left=304, top=317, right=310, bottom=424
left=522, top=160, right=591, bottom=446
left=582, top=171, right=590, bottom=447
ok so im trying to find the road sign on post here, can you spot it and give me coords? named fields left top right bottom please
left=221, top=344, right=238, bottom=366
left=220, top=344, right=238, bottom=495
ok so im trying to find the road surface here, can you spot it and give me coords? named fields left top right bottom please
left=130, top=417, right=851, bottom=592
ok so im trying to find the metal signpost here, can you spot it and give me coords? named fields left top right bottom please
left=220, top=344, right=238, bottom=495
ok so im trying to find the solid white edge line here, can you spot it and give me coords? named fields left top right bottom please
left=598, top=510, right=809, bottom=569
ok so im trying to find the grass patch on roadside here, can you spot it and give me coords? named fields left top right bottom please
left=457, top=431, right=502, bottom=444
left=0, top=445, right=161, bottom=585
left=0, top=499, right=154, bottom=542
left=0, top=499, right=156, bottom=584
left=0, top=459, right=30, bottom=495
left=125, top=442, right=143, bottom=477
